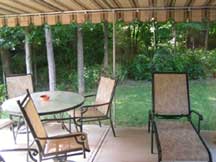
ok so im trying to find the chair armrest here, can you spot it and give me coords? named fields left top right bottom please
left=82, top=102, right=110, bottom=108
left=36, top=132, right=85, bottom=140
left=36, top=133, right=89, bottom=152
left=191, top=110, right=203, bottom=134
left=84, top=94, right=96, bottom=98
left=80, top=102, right=110, bottom=115
left=191, top=110, right=203, bottom=120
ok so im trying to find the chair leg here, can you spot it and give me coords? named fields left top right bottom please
left=109, top=118, right=116, bottom=137
left=0, top=154, right=5, bottom=162
left=69, top=118, right=72, bottom=132
left=10, top=123, right=16, bottom=144
left=151, top=122, right=154, bottom=154
left=73, top=118, right=82, bottom=132
left=98, top=120, right=102, bottom=127
left=9, top=115, right=17, bottom=144
left=73, top=118, right=79, bottom=132
left=148, top=110, right=151, bottom=133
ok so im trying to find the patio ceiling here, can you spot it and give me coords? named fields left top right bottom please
left=0, top=0, right=215, bottom=27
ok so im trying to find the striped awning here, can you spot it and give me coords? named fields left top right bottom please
left=0, top=0, right=215, bottom=27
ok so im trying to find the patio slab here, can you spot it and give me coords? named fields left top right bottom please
left=0, top=123, right=109, bottom=162
left=94, top=127, right=216, bottom=162
left=1, top=124, right=216, bottom=162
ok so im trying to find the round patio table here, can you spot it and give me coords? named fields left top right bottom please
left=2, top=91, right=84, bottom=116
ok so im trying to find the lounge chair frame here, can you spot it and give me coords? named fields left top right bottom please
left=149, top=72, right=212, bottom=162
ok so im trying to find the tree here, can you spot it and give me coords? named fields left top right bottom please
left=45, top=25, right=56, bottom=91
left=0, top=26, right=23, bottom=75
left=0, top=48, right=11, bottom=75
left=24, top=29, right=33, bottom=74
left=77, top=25, right=85, bottom=94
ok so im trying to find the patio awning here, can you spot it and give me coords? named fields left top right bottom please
left=0, top=0, right=215, bottom=27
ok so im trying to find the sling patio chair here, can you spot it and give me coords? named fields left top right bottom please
left=0, top=104, right=36, bottom=162
left=5, top=73, right=34, bottom=143
left=68, top=76, right=117, bottom=137
left=5, top=74, right=34, bottom=99
left=149, top=72, right=212, bottom=162
left=17, top=90, right=90, bottom=162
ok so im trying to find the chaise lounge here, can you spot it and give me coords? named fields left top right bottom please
left=149, top=72, right=212, bottom=162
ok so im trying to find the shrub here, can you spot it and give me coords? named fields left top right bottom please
left=0, top=84, right=5, bottom=103
left=152, top=47, right=174, bottom=72
left=206, top=50, right=216, bottom=75
left=67, top=65, right=101, bottom=92
left=128, top=54, right=152, bottom=80
left=180, top=50, right=207, bottom=79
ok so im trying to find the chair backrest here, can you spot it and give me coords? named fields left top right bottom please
left=153, top=73, right=190, bottom=116
left=5, top=74, right=33, bottom=99
left=95, top=76, right=117, bottom=115
left=17, top=91, right=47, bottom=150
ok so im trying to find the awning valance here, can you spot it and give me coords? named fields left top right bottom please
left=0, top=0, right=214, bottom=27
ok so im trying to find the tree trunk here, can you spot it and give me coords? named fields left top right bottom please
left=32, top=44, right=38, bottom=87
left=172, top=23, right=177, bottom=54
left=0, top=48, right=11, bottom=75
left=153, top=22, right=157, bottom=50
left=24, top=30, right=33, bottom=74
left=45, top=25, right=56, bottom=91
left=103, top=21, right=109, bottom=69
left=204, top=22, right=209, bottom=50
left=77, top=25, right=85, bottom=95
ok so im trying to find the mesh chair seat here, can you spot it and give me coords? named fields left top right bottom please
left=44, top=133, right=90, bottom=155
left=69, top=108, right=105, bottom=118
left=0, top=119, right=13, bottom=129
left=156, top=120, right=209, bottom=162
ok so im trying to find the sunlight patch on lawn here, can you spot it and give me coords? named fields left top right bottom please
left=208, top=97, right=216, bottom=101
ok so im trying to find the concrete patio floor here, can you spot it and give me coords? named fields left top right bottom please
left=0, top=123, right=216, bottom=162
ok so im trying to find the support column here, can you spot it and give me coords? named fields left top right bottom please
left=45, top=25, right=56, bottom=91
left=112, top=11, right=116, bottom=127
left=24, top=30, right=33, bottom=74
left=77, top=25, right=85, bottom=95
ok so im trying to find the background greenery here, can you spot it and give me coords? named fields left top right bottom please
left=0, top=20, right=216, bottom=129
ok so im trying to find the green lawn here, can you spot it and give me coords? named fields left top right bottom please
left=2, top=79, right=216, bottom=130
left=115, top=79, right=216, bottom=130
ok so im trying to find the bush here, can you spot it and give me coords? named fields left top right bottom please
left=206, top=50, right=216, bottom=75
left=125, top=48, right=215, bottom=81
left=0, top=84, right=5, bottom=103
left=66, top=65, right=101, bottom=92
left=128, top=54, right=152, bottom=80
left=152, top=48, right=175, bottom=72
left=181, top=50, right=207, bottom=79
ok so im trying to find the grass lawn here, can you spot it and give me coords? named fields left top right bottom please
left=115, top=79, right=216, bottom=130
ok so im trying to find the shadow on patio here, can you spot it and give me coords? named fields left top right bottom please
left=0, top=123, right=216, bottom=162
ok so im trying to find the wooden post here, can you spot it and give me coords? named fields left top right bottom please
left=77, top=25, right=85, bottom=95
left=45, top=25, right=56, bottom=91
left=24, top=30, right=33, bottom=74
